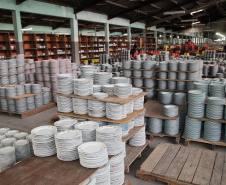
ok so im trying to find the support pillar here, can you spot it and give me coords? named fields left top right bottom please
left=105, top=22, right=110, bottom=55
left=163, top=33, right=166, bottom=44
left=12, top=8, right=23, bottom=54
left=127, top=26, right=131, bottom=51
left=143, top=26, right=147, bottom=53
left=170, top=34, right=173, bottom=44
left=70, top=16, right=79, bottom=64
left=154, top=31, right=157, bottom=52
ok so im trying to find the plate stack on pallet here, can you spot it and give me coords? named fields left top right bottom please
left=24, top=59, right=36, bottom=84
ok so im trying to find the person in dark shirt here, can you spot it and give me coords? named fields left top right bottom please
left=130, top=44, right=139, bottom=59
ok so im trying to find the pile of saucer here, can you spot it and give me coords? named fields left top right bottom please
left=0, top=146, right=16, bottom=172
left=74, top=121, right=99, bottom=142
left=108, top=122, right=130, bottom=137
left=103, top=84, right=114, bottom=95
left=72, top=98, right=88, bottom=115
left=106, top=103, right=127, bottom=120
left=88, top=100, right=106, bottom=117
left=73, top=78, right=93, bottom=96
left=94, top=72, right=112, bottom=85
left=31, top=125, right=57, bottom=157
left=93, top=85, right=102, bottom=93
left=78, top=142, right=108, bottom=168
left=55, top=130, right=83, bottom=161
left=57, top=74, right=73, bottom=95
left=111, top=77, right=128, bottom=84
left=54, top=119, right=77, bottom=132
left=93, top=92, right=108, bottom=99
left=133, top=97, right=144, bottom=110
left=129, top=126, right=146, bottom=146
left=5, top=130, right=19, bottom=138
left=164, top=105, right=178, bottom=117
left=13, top=139, right=31, bottom=162
left=96, top=126, right=122, bottom=155
left=132, top=88, right=142, bottom=95
left=114, top=83, right=132, bottom=98
left=94, top=162, right=110, bottom=185
left=57, top=96, right=73, bottom=113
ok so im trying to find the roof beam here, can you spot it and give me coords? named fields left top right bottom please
left=52, top=20, right=70, bottom=30
left=105, top=0, right=127, bottom=8
left=74, top=0, right=105, bottom=14
left=16, top=0, right=26, bottom=5
left=38, top=0, right=75, bottom=7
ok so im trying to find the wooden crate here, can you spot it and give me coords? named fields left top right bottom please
left=136, top=143, right=226, bottom=185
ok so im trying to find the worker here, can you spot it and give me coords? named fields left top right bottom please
left=130, top=44, right=139, bottom=60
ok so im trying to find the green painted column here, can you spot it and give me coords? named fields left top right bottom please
left=127, top=26, right=131, bottom=50
left=12, top=7, right=24, bottom=54
left=70, top=16, right=79, bottom=64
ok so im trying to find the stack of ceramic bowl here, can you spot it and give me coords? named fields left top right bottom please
left=134, top=112, right=145, bottom=127
left=94, top=162, right=110, bottom=185
left=125, top=102, right=133, bottom=114
left=108, top=122, right=129, bottom=137
left=5, top=130, right=19, bottom=138
left=74, top=121, right=99, bottom=142
left=103, top=84, right=114, bottom=95
left=96, top=126, right=122, bottom=155
left=133, top=97, right=144, bottom=110
left=209, top=83, right=225, bottom=97
left=93, top=85, right=102, bottom=93
left=160, top=91, right=173, bottom=104
left=54, top=119, right=77, bottom=132
left=111, top=77, right=128, bottom=84
left=1, top=138, right=16, bottom=147
left=203, top=121, right=221, bottom=141
left=114, top=83, right=132, bottom=98
left=106, top=103, right=126, bottom=120
left=13, top=139, right=31, bottom=162
left=57, top=74, right=73, bottom=95
left=94, top=72, right=112, bottom=85
left=26, top=134, right=34, bottom=155
left=81, top=65, right=95, bottom=79
left=78, top=142, right=108, bottom=168
left=55, top=130, right=83, bottom=161
left=164, top=119, right=179, bottom=135
left=129, top=126, right=146, bottom=146
left=0, top=128, right=10, bottom=135
left=109, top=152, right=124, bottom=185
left=88, top=100, right=106, bottom=117
left=148, top=118, right=163, bottom=133
left=132, top=60, right=142, bottom=69
left=14, top=132, right=28, bottom=140
left=184, top=118, right=202, bottom=139
left=57, top=96, right=73, bottom=113
left=31, top=125, right=57, bottom=157
left=73, top=78, right=93, bottom=96
left=206, top=97, right=225, bottom=119
left=132, top=88, right=142, bottom=95
left=194, top=82, right=209, bottom=96
left=164, top=105, right=178, bottom=117
left=72, top=98, right=88, bottom=115
left=173, top=93, right=186, bottom=105
left=0, top=146, right=16, bottom=172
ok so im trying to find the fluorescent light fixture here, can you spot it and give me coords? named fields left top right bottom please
left=159, top=35, right=162, bottom=37
left=190, top=9, right=204, bottom=15
left=193, top=24, right=205, bottom=27
left=192, top=21, right=200, bottom=25
left=170, top=35, right=172, bottom=37
left=164, top=10, right=185, bottom=15
left=123, top=33, right=127, bottom=36
left=216, top=32, right=225, bottom=38
left=181, top=19, right=198, bottom=22
left=22, top=27, right=32, bottom=31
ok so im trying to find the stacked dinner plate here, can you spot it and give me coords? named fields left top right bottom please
left=133, top=70, right=142, bottom=77
left=72, top=98, right=88, bottom=115
left=159, top=72, right=167, bottom=79
left=73, top=78, right=93, bottom=96
left=93, top=85, right=102, bottom=93
left=128, top=120, right=135, bottom=130
left=15, top=98, right=27, bottom=113
left=188, top=61, right=199, bottom=71
left=31, top=125, right=57, bottom=157
left=54, top=119, right=77, bottom=132
left=142, top=61, right=156, bottom=69
left=0, top=128, right=10, bottom=135
left=160, top=91, right=173, bottom=104
left=114, top=83, right=132, bottom=98
left=169, top=61, right=178, bottom=71
left=74, top=121, right=99, bottom=142
left=13, top=139, right=31, bottom=162
left=164, top=119, right=179, bottom=135
left=132, top=60, right=142, bottom=69
left=134, top=112, right=145, bottom=127
left=187, top=71, right=199, bottom=80
left=78, top=142, right=108, bottom=168
left=0, top=87, right=6, bottom=97
left=7, top=99, right=16, bottom=112
left=125, top=102, right=133, bottom=114
left=94, top=72, right=112, bottom=85
left=164, top=105, right=178, bottom=117
left=209, top=83, right=225, bottom=97
left=26, top=96, right=35, bottom=110
left=14, top=132, right=28, bottom=140
left=81, top=65, right=95, bottom=79
left=57, top=96, right=73, bottom=113
left=194, top=82, right=209, bottom=96
left=132, top=87, right=142, bottom=95
left=174, top=93, right=186, bottom=105
left=103, top=84, right=114, bottom=95
left=203, top=121, right=222, bottom=141
left=96, top=126, right=122, bottom=155
left=168, top=81, right=176, bottom=90
left=111, top=77, right=128, bottom=84
left=123, top=70, right=132, bottom=76
left=26, top=134, right=34, bottom=155
left=158, top=80, right=167, bottom=89
left=188, top=103, right=205, bottom=118
left=122, top=60, right=131, bottom=69
left=178, top=72, right=187, bottom=80
left=93, top=92, right=108, bottom=99
left=168, top=72, right=177, bottom=79
left=94, top=162, right=110, bottom=185
left=106, top=103, right=126, bottom=120
left=177, top=81, right=186, bottom=90
left=148, top=118, right=163, bottom=133
left=34, top=94, right=43, bottom=108
left=55, top=130, right=83, bottom=161
left=108, top=122, right=129, bottom=137
left=159, top=62, right=168, bottom=71
left=57, top=74, right=73, bottom=95
left=178, top=61, right=187, bottom=71
left=133, top=78, right=143, bottom=87
left=144, top=79, right=155, bottom=88
left=110, top=151, right=125, bottom=185
left=1, top=138, right=16, bottom=147
left=0, top=99, right=8, bottom=111
left=88, top=100, right=106, bottom=117
left=16, top=85, right=25, bottom=96
left=129, top=126, right=146, bottom=146
left=5, top=130, right=19, bottom=138
left=31, top=84, right=42, bottom=94
left=143, top=70, right=156, bottom=78
left=24, top=84, right=31, bottom=94
left=133, top=97, right=144, bottom=110
left=188, top=90, right=205, bottom=104
left=184, top=118, right=202, bottom=139
left=206, top=97, right=225, bottom=119
left=0, top=146, right=16, bottom=172
left=6, top=86, right=17, bottom=98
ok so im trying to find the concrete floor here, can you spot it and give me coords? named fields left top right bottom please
left=0, top=107, right=226, bottom=185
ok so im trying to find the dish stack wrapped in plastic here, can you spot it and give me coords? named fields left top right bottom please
left=114, top=83, right=132, bottom=98
left=0, top=146, right=16, bottom=172
left=129, top=126, right=146, bottom=146
left=13, top=139, right=31, bottom=162
left=73, top=78, right=93, bottom=96
left=72, top=98, right=88, bottom=115
left=106, top=103, right=127, bottom=120
left=88, top=100, right=106, bottom=117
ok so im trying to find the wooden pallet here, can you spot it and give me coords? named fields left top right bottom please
left=136, top=143, right=226, bottom=185
left=0, top=102, right=56, bottom=118
left=146, top=130, right=182, bottom=144
left=125, top=140, right=150, bottom=174
left=157, top=74, right=202, bottom=82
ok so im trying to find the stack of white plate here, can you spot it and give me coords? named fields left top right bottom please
left=169, top=61, right=178, bottom=71
left=6, top=86, right=17, bottom=98
left=73, top=78, right=93, bottom=96
left=168, top=72, right=177, bottom=79
left=81, top=66, right=95, bottom=79
left=96, top=126, right=122, bottom=155
left=164, top=105, right=178, bottom=117
left=31, top=125, right=57, bottom=157
left=94, top=72, right=112, bottom=85
left=17, top=73, right=25, bottom=82
left=16, top=85, right=25, bottom=96
left=188, top=103, right=205, bottom=118
left=0, top=146, right=16, bottom=172
left=0, top=87, right=6, bottom=97
left=159, top=72, right=167, bottom=79
left=13, top=139, right=31, bottom=162
left=159, top=62, right=168, bottom=71
left=122, top=60, right=131, bottom=69
left=24, top=84, right=31, bottom=94
left=103, top=84, right=114, bottom=95
left=148, top=118, right=162, bottom=133
left=128, top=120, right=135, bottom=130
left=174, top=93, right=186, bottom=105
left=160, top=91, right=173, bottom=104
left=9, top=75, right=17, bottom=83
left=26, top=134, right=34, bottom=155
left=188, top=90, right=205, bottom=104
left=206, top=97, right=225, bottom=119
left=188, top=61, right=199, bottom=71
left=88, top=100, right=106, bottom=117
left=78, top=142, right=109, bottom=168
left=93, top=85, right=102, bottom=93
left=203, top=121, right=221, bottom=141
left=34, top=94, right=43, bottom=108
left=108, top=122, right=130, bottom=137
left=144, top=79, right=155, bottom=88
left=59, top=60, right=67, bottom=74
left=177, top=81, right=186, bottom=90
left=5, top=130, right=19, bottom=138
left=123, top=70, right=132, bottom=76
left=143, top=70, right=156, bottom=78
left=54, top=119, right=77, bottom=132
left=31, top=84, right=42, bottom=94
left=0, top=135, right=6, bottom=142
left=75, top=121, right=99, bottom=142
left=133, top=70, right=142, bottom=77
left=184, top=118, right=202, bottom=139
left=158, top=80, right=167, bottom=89
left=110, top=151, right=125, bottom=185
left=133, top=78, right=143, bottom=87
left=194, top=82, right=209, bottom=96
left=129, top=126, right=146, bottom=146
left=1, top=138, right=16, bottom=147
left=26, top=96, right=35, bottom=110
left=209, top=83, right=225, bottom=97
left=7, top=99, right=16, bottom=112
left=114, top=83, right=132, bottom=98
left=178, top=72, right=187, bottom=80
left=164, top=119, right=179, bottom=135
left=94, top=162, right=110, bottom=185
left=134, top=112, right=145, bottom=127
left=72, top=98, right=88, bottom=115
left=0, top=99, right=8, bottom=111
left=57, top=96, right=73, bottom=113
left=57, top=74, right=73, bottom=95
left=0, top=128, right=10, bottom=135
left=168, top=81, right=176, bottom=90
left=187, top=71, right=199, bottom=80
left=125, top=102, right=133, bottom=114
left=133, top=97, right=144, bottom=110
left=106, top=103, right=127, bottom=120
left=132, top=87, right=142, bottom=95
left=178, top=61, right=187, bottom=71
left=132, top=61, right=142, bottom=69
left=111, top=77, right=128, bottom=84
left=142, top=61, right=156, bottom=69
left=14, top=132, right=28, bottom=140
left=82, top=176, right=96, bottom=185
left=55, top=130, right=82, bottom=161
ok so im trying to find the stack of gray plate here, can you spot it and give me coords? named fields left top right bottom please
left=159, top=62, right=168, bottom=71
left=133, top=78, right=143, bottom=87
left=73, top=78, right=93, bottom=96
left=9, top=75, right=17, bottom=84
left=132, top=60, right=142, bottom=69
left=177, top=81, right=186, bottom=90
left=122, top=60, right=131, bottom=69
left=7, top=99, right=16, bottom=112
left=188, top=61, right=199, bottom=71
left=188, top=90, right=205, bottom=104
left=72, top=98, right=88, bottom=115
left=114, top=83, right=132, bottom=98
left=6, top=86, right=16, bottom=98
left=106, top=103, right=126, bottom=120
left=0, top=99, right=8, bottom=111
left=188, top=103, right=205, bottom=118
left=142, top=61, right=156, bottom=69
left=31, top=84, right=42, bottom=94
left=174, top=92, right=186, bottom=105
left=0, top=87, right=6, bottom=97
left=34, top=94, right=43, bottom=108
left=17, top=73, right=25, bottom=82
left=81, top=65, right=95, bottom=79
left=13, top=139, right=31, bottom=162
left=178, top=72, right=187, bottom=80
left=186, top=81, right=195, bottom=90
left=203, top=65, right=209, bottom=76
left=111, top=77, right=128, bottom=84
left=209, top=83, right=225, bottom=97
left=143, top=70, right=156, bottom=78
left=94, top=162, right=110, bottom=185
left=164, top=105, right=178, bottom=117
left=184, top=118, right=202, bottom=139
left=88, top=100, right=106, bottom=117
left=134, top=112, right=145, bottom=127
left=160, top=91, right=173, bottom=104
left=168, top=72, right=177, bottom=79
left=187, top=71, right=199, bottom=80
left=133, top=70, right=142, bottom=77
left=26, top=96, right=35, bottom=110
left=210, top=65, right=217, bottom=76
left=206, top=97, right=225, bottom=119
left=1, top=77, right=9, bottom=85
left=178, top=61, right=187, bottom=71
left=169, top=61, right=178, bottom=71
left=94, top=72, right=112, bottom=85
left=123, top=70, right=132, bottom=76
left=1, top=137, right=16, bottom=147
left=0, top=146, right=16, bottom=172
left=168, top=81, right=176, bottom=90
left=164, top=119, right=179, bottom=135
left=144, top=79, right=155, bottom=88
left=133, top=97, right=144, bottom=110
left=16, top=85, right=25, bottom=96
left=57, top=96, right=72, bottom=113
left=203, top=121, right=221, bottom=141
left=14, top=132, right=28, bottom=140
left=57, top=74, right=73, bottom=95
left=158, top=81, right=167, bottom=89
left=24, top=84, right=31, bottom=94
left=148, top=118, right=162, bottom=133
left=159, top=72, right=167, bottom=79
left=194, top=82, right=209, bottom=96
left=15, top=98, right=27, bottom=113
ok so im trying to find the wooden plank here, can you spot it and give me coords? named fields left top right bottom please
left=222, top=154, right=226, bottom=185
left=0, top=72, right=24, bottom=77
left=144, top=100, right=186, bottom=120
left=157, top=89, right=188, bottom=93
left=122, top=124, right=145, bottom=142
left=186, top=116, right=226, bottom=124
left=192, top=150, right=216, bottom=185
left=210, top=152, right=225, bottom=185
left=140, top=143, right=170, bottom=173
left=57, top=108, right=146, bottom=124
left=0, top=81, right=26, bottom=86
left=56, top=92, right=147, bottom=105
left=0, top=64, right=25, bottom=70
left=157, top=67, right=203, bottom=73
left=120, top=67, right=157, bottom=71
left=152, top=145, right=181, bottom=176
left=178, top=148, right=203, bottom=183
left=121, top=75, right=156, bottom=79
left=164, top=146, right=191, bottom=179
left=157, top=74, right=202, bottom=82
